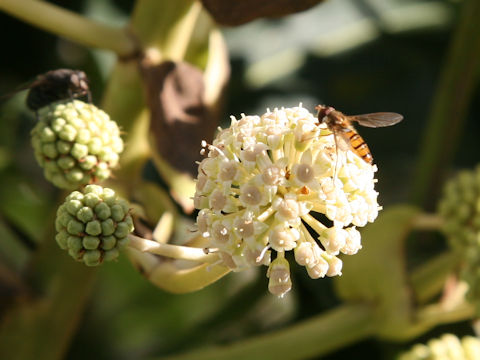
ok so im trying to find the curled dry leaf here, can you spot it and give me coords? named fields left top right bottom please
left=200, top=0, right=325, bottom=26
left=142, top=61, right=217, bottom=176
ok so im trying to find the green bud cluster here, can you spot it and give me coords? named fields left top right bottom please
left=398, top=334, right=480, bottom=360
left=55, top=185, right=134, bottom=266
left=31, top=100, right=124, bottom=189
left=438, top=166, right=480, bottom=312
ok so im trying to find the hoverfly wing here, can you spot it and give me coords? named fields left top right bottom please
left=0, top=78, right=41, bottom=102
left=327, top=126, right=351, bottom=152
left=350, top=112, right=403, bottom=128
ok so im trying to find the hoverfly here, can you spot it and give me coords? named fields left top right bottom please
left=315, top=105, right=403, bottom=165
left=25, top=69, right=91, bottom=113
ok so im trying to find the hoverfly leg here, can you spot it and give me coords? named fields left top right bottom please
left=332, top=133, right=340, bottom=183
left=86, top=90, right=92, bottom=103
left=68, top=88, right=74, bottom=102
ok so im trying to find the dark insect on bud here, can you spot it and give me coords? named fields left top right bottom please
left=25, top=69, right=91, bottom=112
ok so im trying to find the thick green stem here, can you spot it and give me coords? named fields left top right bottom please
left=0, top=0, right=136, bottom=56
left=131, top=0, right=195, bottom=58
left=410, top=0, right=480, bottom=208
left=158, top=303, right=376, bottom=360
left=127, top=248, right=231, bottom=294
left=101, top=62, right=149, bottom=189
left=410, top=251, right=460, bottom=304
left=405, top=301, right=474, bottom=340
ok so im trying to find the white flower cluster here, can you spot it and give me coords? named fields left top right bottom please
left=193, top=106, right=380, bottom=297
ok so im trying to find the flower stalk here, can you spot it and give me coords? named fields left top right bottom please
left=157, top=303, right=377, bottom=360
left=126, top=246, right=230, bottom=294
left=0, top=0, right=137, bottom=57
left=128, top=234, right=220, bottom=264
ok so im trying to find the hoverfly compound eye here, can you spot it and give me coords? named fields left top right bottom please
left=79, top=71, right=89, bottom=84
left=70, top=73, right=80, bottom=87
left=315, top=105, right=335, bottom=122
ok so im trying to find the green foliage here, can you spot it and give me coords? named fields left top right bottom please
left=335, top=205, right=420, bottom=340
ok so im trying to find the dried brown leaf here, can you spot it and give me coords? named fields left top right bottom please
left=142, top=61, right=217, bottom=176
left=200, top=0, right=325, bottom=26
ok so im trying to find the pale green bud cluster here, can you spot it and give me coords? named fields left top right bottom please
left=55, top=185, right=134, bottom=266
left=398, top=334, right=480, bottom=360
left=438, top=166, right=480, bottom=311
left=31, top=100, right=124, bottom=189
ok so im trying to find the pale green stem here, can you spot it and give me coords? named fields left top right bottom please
left=405, top=301, right=474, bottom=339
left=0, top=0, right=137, bottom=56
left=157, top=303, right=376, bottom=360
left=130, top=0, right=201, bottom=61
left=148, top=261, right=231, bottom=294
left=127, top=247, right=231, bottom=294
left=302, top=213, right=327, bottom=234
left=257, top=206, right=275, bottom=222
left=162, top=1, right=202, bottom=61
left=299, top=223, right=318, bottom=245
left=152, top=211, right=174, bottom=244
left=128, top=234, right=220, bottom=263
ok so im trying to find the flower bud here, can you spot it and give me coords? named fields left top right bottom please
left=55, top=185, right=134, bottom=266
left=31, top=100, right=123, bottom=189
left=267, top=257, right=292, bottom=297
left=438, top=166, right=480, bottom=313
left=398, top=334, right=480, bottom=360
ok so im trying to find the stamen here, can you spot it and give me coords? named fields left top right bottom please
left=256, top=245, right=270, bottom=263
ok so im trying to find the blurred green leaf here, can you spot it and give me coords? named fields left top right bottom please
left=0, top=223, right=97, bottom=360
left=334, top=205, right=420, bottom=340
left=0, top=217, right=30, bottom=270
left=84, top=257, right=254, bottom=357
left=0, top=171, right=54, bottom=243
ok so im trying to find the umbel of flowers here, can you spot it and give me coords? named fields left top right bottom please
left=193, top=105, right=381, bottom=297
left=398, top=333, right=480, bottom=360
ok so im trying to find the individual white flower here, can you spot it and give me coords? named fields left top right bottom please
left=267, top=256, right=292, bottom=297
left=233, top=211, right=269, bottom=242
left=318, top=227, right=347, bottom=255
left=306, top=257, right=329, bottom=279
left=193, top=105, right=381, bottom=297
left=341, top=226, right=362, bottom=255
left=294, top=241, right=321, bottom=267
left=268, top=224, right=300, bottom=252
left=290, top=149, right=325, bottom=191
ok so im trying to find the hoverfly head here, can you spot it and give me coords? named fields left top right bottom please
left=315, top=105, right=335, bottom=124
